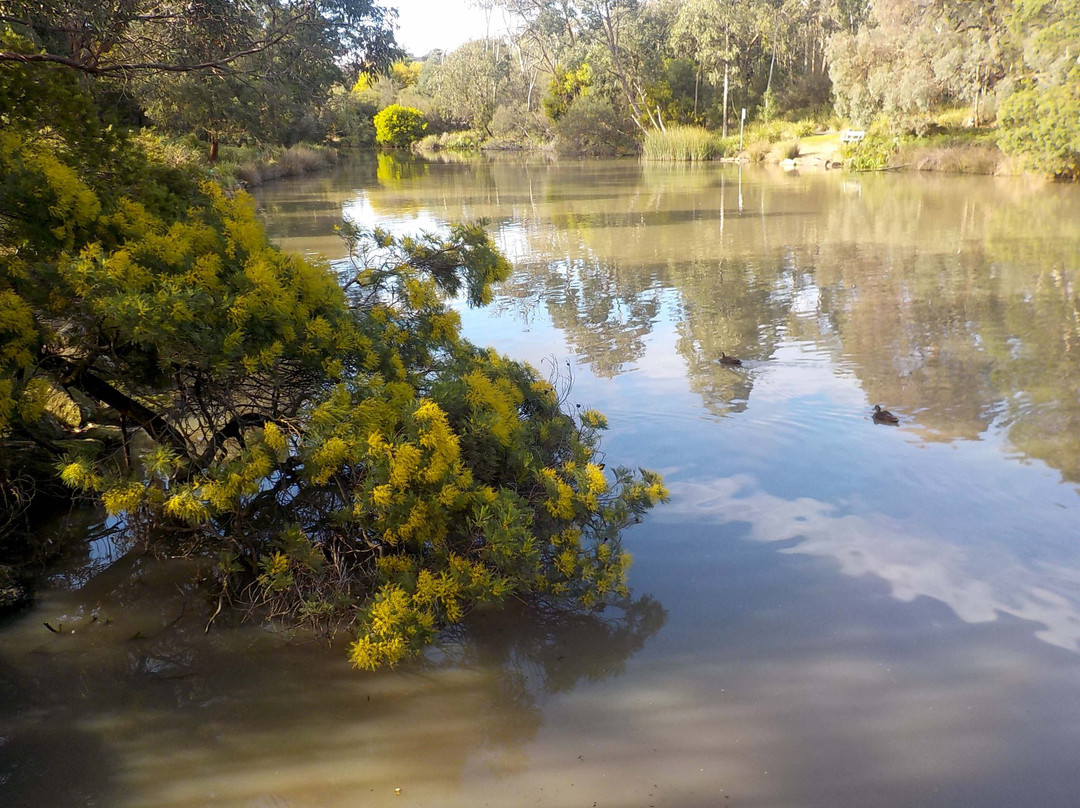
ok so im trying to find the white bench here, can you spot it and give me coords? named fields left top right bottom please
left=841, top=129, right=866, bottom=144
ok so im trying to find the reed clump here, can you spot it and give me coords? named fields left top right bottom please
left=643, top=125, right=721, bottom=162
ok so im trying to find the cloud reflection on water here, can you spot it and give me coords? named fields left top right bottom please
left=662, top=475, right=1080, bottom=653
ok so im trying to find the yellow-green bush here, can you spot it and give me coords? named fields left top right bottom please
left=374, top=104, right=428, bottom=148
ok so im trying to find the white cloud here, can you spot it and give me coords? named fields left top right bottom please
left=660, top=475, right=1080, bottom=653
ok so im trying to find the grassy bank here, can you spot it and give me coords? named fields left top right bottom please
left=843, top=126, right=1011, bottom=175
left=635, top=107, right=1021, bottom=177
left=143, top=134, right=340, bottom=188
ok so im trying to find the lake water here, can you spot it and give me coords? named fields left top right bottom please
left=3, top=154, right=1080, bottom=807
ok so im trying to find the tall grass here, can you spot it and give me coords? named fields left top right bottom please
left=745, top=120, right=806, bottom=144
left=776, top=139, right=801, bottom=160
left=643, top=125, right=721, bottom=161
left=228, top=144, right=337, bottom=186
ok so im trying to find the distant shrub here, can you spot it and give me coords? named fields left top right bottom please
left=374, top=104, right=427, bottom=148
left=555, top=94, right=639, bottom=157
left=411, top=130, right=486, bottom=153
left=746, top=140, right=771, bottom=162
left=441, top=130, right=485, bottom=151
left=748, top=120, right=788, bottom=143
left=277, top=145, right=330, bottom=174
left=714, top=135, right=739, bottom=157
left=745, top=118, right=818, bottom=145
left=544, top=63, right=592, bottom=122
left=134, top=132, right=202, bottom=168
left=323, top=88, right=377, bottom=147
left=414, top=133, right=441, bottom=152
left=778, top=139, right=801, bottom=160
left=898, top=142, right=1007, bottom=174
left=228, top=144, right=337, bottom=187
left=844, top=134, right=899, bottom=171
left=491, top=103, right=553, bottom=145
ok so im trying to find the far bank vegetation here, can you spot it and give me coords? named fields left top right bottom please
left=16, top=1, right=1070, bottom=178
left=353, top=0, right=1077, bottom=179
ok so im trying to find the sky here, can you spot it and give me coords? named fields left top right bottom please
left=389, top=0, right=509, bottom=56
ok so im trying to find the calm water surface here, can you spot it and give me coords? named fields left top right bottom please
left=3, top=155, right=1080, bottom=807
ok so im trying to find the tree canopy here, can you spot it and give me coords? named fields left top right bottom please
left=1, top=0, right=400, bottom=157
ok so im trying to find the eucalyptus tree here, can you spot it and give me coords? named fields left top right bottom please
left=827, top=0, right=1011, bottom=129
left=420, top=39, right=513, bottom=133
left=670, top=0, right=758, bottom=134
left=494, top=0, right=582, bottom=77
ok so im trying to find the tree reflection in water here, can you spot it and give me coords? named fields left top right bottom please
left=0, top=545, right=666, bottom=806
left=345, top=160, right=1080, bottom=482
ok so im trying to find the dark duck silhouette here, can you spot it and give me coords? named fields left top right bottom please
left=872, top=404, right=900, bottom=425
left=719, top=353, right=742, bottom=366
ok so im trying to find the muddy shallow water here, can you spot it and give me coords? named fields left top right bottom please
left=3, top=155, right=1080, bottom=807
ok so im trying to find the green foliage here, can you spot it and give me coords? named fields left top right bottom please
left=745, top=119, right=814, bottom=145
left=4, top=0, right=399, bottom=155
left=996, top=0, right=1080, bottom=178
left=555, top=94, right=641, bottom=157
left=844, top=133, right=900, bottom=171
left=374, top=104, right=428, bottom=147
left=714, top=136, right=739, bottom=158
left=646, top=58, right=712, bottom=127
left=544, top=64, right=593, bottom=122
left=323, top=87, right=379, bottom=147
left=489, top=104, right=553, bottom=146
left=420, top=40, right=509, bottom=133
left=998, top=75, right=1080, bottom=178
left=826, top=0, right=1003, bottom=130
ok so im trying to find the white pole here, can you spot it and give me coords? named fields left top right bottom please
left=739, top=108, right=746, bottom=153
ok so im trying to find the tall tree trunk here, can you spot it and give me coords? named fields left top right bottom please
left=694, top=65, right=700, bottom=118
left=599, top=5, right=648, bottom=133
left=764, top=41, right=776, bottom=120
left=722, top=62, right=730, bottom=137
left=973, top=65, right=982, bottom=127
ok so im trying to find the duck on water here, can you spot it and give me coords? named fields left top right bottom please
left=872, top=404, right=900, bottom=425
